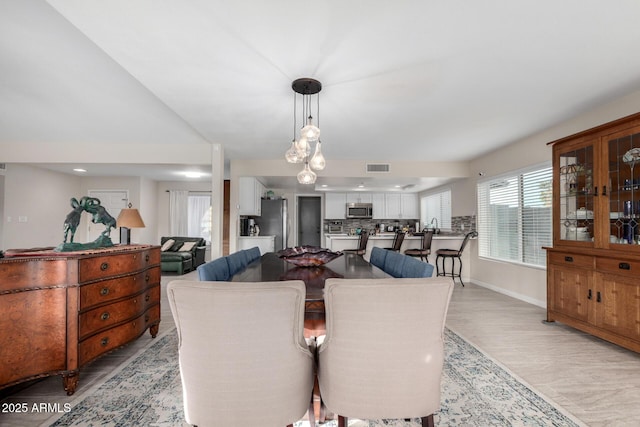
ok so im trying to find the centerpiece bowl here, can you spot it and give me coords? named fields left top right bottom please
left=278, top=246, right=343, bottom=267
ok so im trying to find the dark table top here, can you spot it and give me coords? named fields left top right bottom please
left=231, top=251, right=390, bottom=302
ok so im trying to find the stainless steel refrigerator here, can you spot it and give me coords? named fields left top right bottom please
left=259, top=198, right=289, bottom=252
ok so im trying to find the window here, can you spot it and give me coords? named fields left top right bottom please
left=477, top=164, right=552, bottom=267
left=420, top=188, right=451, bottom=231
left=188, top=193, right=212, bottom=244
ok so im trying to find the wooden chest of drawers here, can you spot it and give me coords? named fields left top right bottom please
left=0, top=245, right=161, bottom=395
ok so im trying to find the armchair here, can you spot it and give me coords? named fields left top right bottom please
left=317, top=277, right=454, bottom=426
left=167, top=280, right=315, bottom=427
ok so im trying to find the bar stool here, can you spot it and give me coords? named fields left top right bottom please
left=343, top=230, right=369, bottom=256
left=435, top=231, right=477, bottom=286
left=383, top=230, right=405, bottom=252
left=404, top=230, right=434, bottom=262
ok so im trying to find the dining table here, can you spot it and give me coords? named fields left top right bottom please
left=231, top=251, right=390, bottom=334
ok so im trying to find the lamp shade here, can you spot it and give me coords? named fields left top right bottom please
left=117, top=209, right=145, bottom=228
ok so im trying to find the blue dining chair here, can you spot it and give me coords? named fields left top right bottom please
left=383, top=250, right=406, bottom=278
left=227, top=251, right=248, bottom=276
left=401, top=256, right=435, bottom=278
left=369, top=247, right=388, bottom=270
left=246, top=246, right=262, bottom=263
left=197, top=257, right=230, bottom=281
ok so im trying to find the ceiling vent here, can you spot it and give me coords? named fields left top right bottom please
left=366, top=163, right=390, bottom=173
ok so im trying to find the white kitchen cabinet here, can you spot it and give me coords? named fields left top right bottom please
left=238, top=177, right=265, bottom=216
left=401, top=193, right=419, bottom=218
left=346, top=192, right=372, bottom=203
left=325, top=192, right=346, bottom=219
left=384, top=193, right=419, bottom=219
left=372, top=193, right=386, bottom=219
left=384, top=193, right=402, bottom=218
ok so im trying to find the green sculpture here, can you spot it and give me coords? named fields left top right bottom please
left=55, top=197, right=117, bottom=252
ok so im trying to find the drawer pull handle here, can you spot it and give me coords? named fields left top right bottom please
left=100, top=287, right=109, bottom=296
left=619, top=262, right=631, bottom=270
left=145, top=315, right=150, bottom=323
left=597, top=291, right=602, bottom=303
left=100, top=262, right=109, bottom=271
left=587, top=289, right=592, bottom=300
left=602, top=185, right=607, bottom=196
left=101, top=337, right=109, bottom=347
left=145, top=294, right=150, bottom=302
left=145, top=274, right=150, bottom=282
left=145, top=254, right=150, bottom=262
left=564, top=256, right=573, bottom=262
left=594, top=186, right=598, bottom=196
left=101, top=312, right=110, bottom=321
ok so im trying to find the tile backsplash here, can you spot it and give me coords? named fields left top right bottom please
left=451, top=215, right=476, bottom=234
left=325, top=215, right=476, bottom=235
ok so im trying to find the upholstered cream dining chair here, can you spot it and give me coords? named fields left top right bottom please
left=167, top=280, right=315, bottom=427
left=317, top=277, right=454, bottom=427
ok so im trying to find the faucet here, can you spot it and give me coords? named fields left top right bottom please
left=430, top=217, right=440, bottom=234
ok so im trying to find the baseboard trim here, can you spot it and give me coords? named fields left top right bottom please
left=471, top=279, right=546, bottom=309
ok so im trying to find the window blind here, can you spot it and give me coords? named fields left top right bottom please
left=420, top=189, right=452, bottom=230
left=477, top=165, right=552, bottom=267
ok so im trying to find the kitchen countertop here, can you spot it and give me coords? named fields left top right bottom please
left=238, top=235, right=275, bottom=239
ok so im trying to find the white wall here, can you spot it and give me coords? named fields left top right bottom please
left=453, top=89, right=640, bottom=307
left=3, top=164, right=81, bottom=249
left=139, top=176, right=158, bottom=245
left=0, top=164, right=217, bottom=252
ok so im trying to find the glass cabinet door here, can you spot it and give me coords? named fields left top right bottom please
left=608, top=132, right=640, bottom=245
left=558, top=144, right=595, bottom=243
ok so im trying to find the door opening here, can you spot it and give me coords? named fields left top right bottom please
left=297, top=196, right=321, bottom=247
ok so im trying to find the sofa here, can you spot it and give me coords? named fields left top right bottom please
left=160, top=236, right=207, bottom=275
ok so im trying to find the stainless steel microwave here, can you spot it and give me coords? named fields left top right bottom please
left=346, top=203, right=373, bottom=219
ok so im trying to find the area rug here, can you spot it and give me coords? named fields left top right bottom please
left=44, top=327, right=585, bottom=427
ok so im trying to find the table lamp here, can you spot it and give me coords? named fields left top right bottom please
left=116, top=204, right=145, bottom=245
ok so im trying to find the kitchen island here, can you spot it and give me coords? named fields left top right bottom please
left=237, top=235, right=275, bottom=254
left=325, top=233, right=473, bottom=281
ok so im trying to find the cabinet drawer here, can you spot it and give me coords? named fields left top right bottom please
left=596, top=257, right=640, bottom=277
left=548, top=252, right=594, bottom=269
left=80, top=268, right=160, bottom=309
left=79, top=285, right=160, bottom=340
left=78, top=305, right=160, bottom=366
left=144, top=248, right=161, bottom=265
left=79, top=250, right=157, bottom=283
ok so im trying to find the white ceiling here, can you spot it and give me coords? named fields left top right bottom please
left=4, top=1, right=640, bottom=191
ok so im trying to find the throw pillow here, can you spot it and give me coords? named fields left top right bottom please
left=180, top=241, right=197, bottom=252
left=170, top=241, right=184, bottom=251
left=161, top=239, right=175, bottom=252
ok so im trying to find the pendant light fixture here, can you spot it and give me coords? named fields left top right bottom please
left=285, top=78, right=325, bottom=184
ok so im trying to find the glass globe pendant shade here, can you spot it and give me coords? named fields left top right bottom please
left=309, top=140, right=326, bottom=170
left=297, top=161, right=317, bottom=185
left=285, top=139, right=303, bottom=163
left=301, top=116, right=320, bottom=142
left=296, top=136, right=311, bottom=158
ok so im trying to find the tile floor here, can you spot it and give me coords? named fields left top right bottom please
left=1, top=273, right=640, bottom=427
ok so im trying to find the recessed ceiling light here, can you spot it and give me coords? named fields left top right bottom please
left=321, top=184, right=328, bottom=188
left=73, top=168, right=87, bottom=173
left=184, top=172, right=203, bottom=178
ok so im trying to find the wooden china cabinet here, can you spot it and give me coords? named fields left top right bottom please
left=546, top=112, right=640, bottom=353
